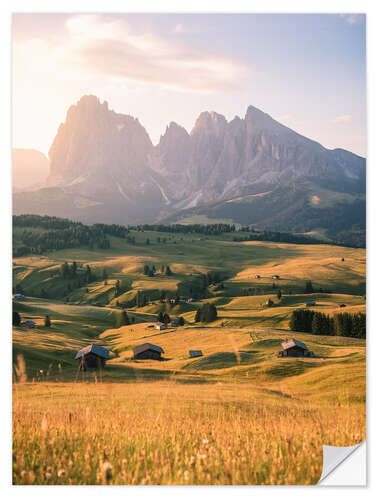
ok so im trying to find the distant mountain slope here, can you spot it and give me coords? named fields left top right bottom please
left=13, top=95, right=366, bottom=244
left=12, top=148, right=49, bottom=191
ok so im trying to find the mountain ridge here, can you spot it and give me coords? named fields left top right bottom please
left=13, top=95, right=365, bottom=245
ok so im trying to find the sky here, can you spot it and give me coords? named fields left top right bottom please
left=12, top=13, right=366, bottom=157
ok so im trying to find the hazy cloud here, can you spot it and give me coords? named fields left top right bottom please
left=172, top=23, right=189, bottom=34
left=339, top=14, right=364, bottom=25
left=331, top=114, right=353, bottom=124
left=33, top=15, right=251, bottom=93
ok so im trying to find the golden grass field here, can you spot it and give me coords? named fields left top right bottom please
left=12, top=234, right=366, bottom=485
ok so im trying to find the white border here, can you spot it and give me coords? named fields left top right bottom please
left=1, top=1, right=373, bottom=497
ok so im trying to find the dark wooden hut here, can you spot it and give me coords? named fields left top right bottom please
left=133, top=343, right=164, bottom=360
left=189, top=350, right=203, bottom=358
left=278, top=339, right=314, bottom=358
left=75, top=344, right=109, bottom=370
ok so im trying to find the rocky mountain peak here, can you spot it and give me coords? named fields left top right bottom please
left=191, top=110, right=227, bottom=136
left=244, top=105, right=281, bottom=132
left=16, top=96, right=365, bottom=235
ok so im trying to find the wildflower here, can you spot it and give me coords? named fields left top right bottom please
left=102, top=461, right=113, bottom=482
left=41, top=415, right=48, bottom=433
left=202, top=438, right=209, bottom=444
left=183, top=470, right=190, bottom=481
left=57, top=469, right=66, bottom=478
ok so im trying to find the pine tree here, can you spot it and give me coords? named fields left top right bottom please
left=165, top=265, right=172, bottom=276
left=86, top=265, right=92, bottom=283
left=200, top=303, right=217, bottom=323
left=120, top=310, right=130, bottom=326
left=195, top=308, right=201, bottom=323
left=72, top=261, right=77, bottom=276
left=311, top=312, right=323, bottom=335
left=44, top=315, right=51, bottom=327
left=163, top=313, right=170, bottom=326
left=178, top=316, right=185, bottom=326
left=277, top=289, right=282, bottom=300
left=13, top=311, right=21, bottom=326
left=305, top=280, right=314, bottom=294
left=60, top=262, right=70, bottom=278
left=157, top=311, right=164, bottom=323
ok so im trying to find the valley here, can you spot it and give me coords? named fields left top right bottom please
left=12, top=222, right=366, bottom=484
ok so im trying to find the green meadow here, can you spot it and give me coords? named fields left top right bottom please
left=12, top=230, right=366, bottom=484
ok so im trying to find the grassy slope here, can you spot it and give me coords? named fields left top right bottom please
left=12, top=233, right=366, bottom=485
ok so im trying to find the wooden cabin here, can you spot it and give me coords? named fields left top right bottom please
left=339, top=303, right=346, bottom=308
left=265, top=298, right=274, bottom=307
left=189, top=350, right=203, bottom=358
left=278, top=339, right=314, bottom=358
left=155, top=322, right=166, bottom=330
left=75, top=344, right=109, bottom=370
left=24, top=320, right=36, bottom=328
left=133, top=343, right=164, bottom=360
left=255, top=274, right=261, bottom=279
left=272, top=275, right=280, bottom=280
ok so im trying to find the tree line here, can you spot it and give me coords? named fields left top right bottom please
left=13, top=215, right=130, bottom=256
left=233, top=229, right=327, bottom=246
left=129, top=223, right=237, bottom=235
left=289, top=309, right=366, bottom=338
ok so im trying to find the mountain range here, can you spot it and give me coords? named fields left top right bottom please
left=13, top=95, right=366, bottom=246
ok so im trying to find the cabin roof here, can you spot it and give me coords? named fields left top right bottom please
left=281, top=339, right=308, bottom=351
left=189, top=350, right=203, bottom=357
left=133, top=343, right=164, bottom=356
left=155, top=322, right=165, bottom=327
left=75, top=344, right=110, bottom=359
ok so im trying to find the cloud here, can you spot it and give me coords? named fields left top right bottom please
left=172, top=23, right=189, bottom=34
left=331, top=114, right=353, bottom=124
left=339, top=14, right=364, bottom=25
left=15, top=15, right=251, bottom=94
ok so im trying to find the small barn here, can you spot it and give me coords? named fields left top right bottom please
left=75, top=344, right=109, bottom=370
left=189, top=350, right=203, bottom=358
left=155, top=322, right=166, bottom=330
left=265, top=298, right=274, bottom=307
left=339, top=303, right=346, bottom=308
left=255, top=274, right=261, bottom=279
left=133, top=343, right=164, bottom=360
left=24, top=320, right=36, bottom=328
left=272, top=275, right=280, bottom=280
left=278, top=339, right=314, bottom=358
left=13, top=293, right=25, bottom=301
